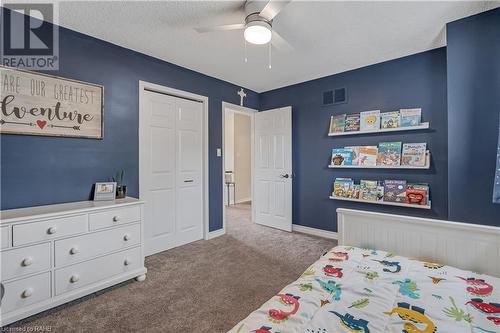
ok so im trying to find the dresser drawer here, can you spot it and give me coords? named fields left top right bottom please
left=12, top=215, right=88, bottom=246
left=1, top=272, right=51, bottom=314
left=1, top=226, right=11, bottom=249
left=54, top=223, right=141, bottom=267
left=55, top=247, right=141, bottom=296
left=1, top=243, right=51, bottom=281
left=89, top=206, right=141, bottom=230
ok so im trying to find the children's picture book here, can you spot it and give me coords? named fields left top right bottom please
left=345, top=146, right=360, bottom=165
left=383, top=180, right=407, bottom=202
left=376, top=184, right=385, bottom=201
left=345, top=114, right=360, bottom=132
left=360, top=180, right=378, bottom=201
left=406, top=184, right=429, bottom=205
left=351, top=184, right=360, bottom=199
left=333, top=178, right=354, bottom=197
left=360, top=110, right=381, bottom=131
left=358, top=146, right=378, bottom=166
left=401, top=143, right=427, bottom=167
left=400, top=108, right=422, bottom=127
left=331, top=148, right=353, bottom=166
left=377, top=142, right=402, bottom=166
left=381, top=111, right=400, bottom=129
left=329, top=114, right=346, bottom=133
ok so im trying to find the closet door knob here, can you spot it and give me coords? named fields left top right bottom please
left=113, top=216, right=120, bottom=222
left=47, top=226, right=57, bottom=234
left=21, top=257, right=33, bottom=267
left=69, top=247, right=79, bottom=255
left=123, top=234, right=131, bottom=241
left=124, top=259, right=132, bottom=266
left=70, top=274, right=80, bottom=283
left=22, top=288, right=33, bottom=298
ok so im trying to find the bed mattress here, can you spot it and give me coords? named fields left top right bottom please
left=228, top=246, right=500, bottom=333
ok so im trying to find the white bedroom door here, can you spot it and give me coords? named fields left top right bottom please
left=253, top=106, right=292, bottom=232
left=140, top=90, right=203, bottom=256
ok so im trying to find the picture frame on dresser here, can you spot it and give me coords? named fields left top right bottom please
left=0, top=197, right=146, bottom=326
left=93, top=182, right=117, bottom=201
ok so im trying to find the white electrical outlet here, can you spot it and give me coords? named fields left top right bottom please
left=216, top=148, right=222, bottom=157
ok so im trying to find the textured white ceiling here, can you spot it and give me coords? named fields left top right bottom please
left=55, top=1, right=500, bottom=92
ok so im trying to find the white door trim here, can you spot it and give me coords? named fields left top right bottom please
left=222, top=102, right=257, bottom=235
left=138, top=80, right=210, bottom=246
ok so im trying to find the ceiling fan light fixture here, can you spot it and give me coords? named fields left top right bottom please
left=244, top=21, right=272, bottom=45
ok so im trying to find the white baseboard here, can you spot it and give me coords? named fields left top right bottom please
left=292, top=224, right=338, bottom=240
left=206, top=228, right=226, bottom=240
left=235, top=198, right=251, bottom=204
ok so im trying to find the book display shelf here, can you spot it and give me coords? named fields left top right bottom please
left=329, top=109, right=432, bottom=209
left=328, top=122, right=430, bottom=136
left=329, top=195, right=432, bottom=210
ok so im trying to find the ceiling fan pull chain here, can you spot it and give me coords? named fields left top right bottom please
left=244, top=40, right=248, bottom=63
left=268, top=43, right=272, bottom=69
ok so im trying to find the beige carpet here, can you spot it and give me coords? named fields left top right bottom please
left=9, top=203, right=336, bottom=332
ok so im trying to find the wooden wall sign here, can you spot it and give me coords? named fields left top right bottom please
left=0, top=65, right=103, bottom=139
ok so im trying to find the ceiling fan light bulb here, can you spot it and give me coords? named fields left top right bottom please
left=244, top=23, right=272, bottom=45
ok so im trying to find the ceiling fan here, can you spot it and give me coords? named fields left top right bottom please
left=195, top=0, right=293, bottom=52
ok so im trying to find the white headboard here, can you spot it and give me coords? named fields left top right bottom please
left=337, top=208, right=500, bottom=277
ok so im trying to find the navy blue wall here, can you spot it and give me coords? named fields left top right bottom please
left=447, top=8, right=500, bottom=226
left=260, top=49, right=448, bottom=232
left=0, top=11, right=259, bottom=232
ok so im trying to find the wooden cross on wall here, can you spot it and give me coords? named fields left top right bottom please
left=237, top=88, right=247, bottom=106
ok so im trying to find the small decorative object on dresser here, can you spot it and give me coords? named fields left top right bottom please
left=94, top=182, right=117, bottom=201
left=115, top=170, right=127, bottom=199
left=0, top=198, right=146, bottom=326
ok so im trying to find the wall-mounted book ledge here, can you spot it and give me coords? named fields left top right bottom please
left=329, top=152, right=431, bottom=169
left=329, top=195, right=432, bottom=209
left=328, top=122, right=430, bottom=136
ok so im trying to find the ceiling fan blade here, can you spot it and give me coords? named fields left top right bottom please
left=195, top=23, right=245, bottom=33
left=259, top=0, right=292, bottom=21
left=272, top=30, right=293, bottom=52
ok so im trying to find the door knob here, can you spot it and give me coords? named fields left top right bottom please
left=280, top=174, right=290, bottom=178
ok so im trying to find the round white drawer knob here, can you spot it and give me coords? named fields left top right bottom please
left=21, top=257, right=33, bottom=267
left=113, top=216, right=120, bottom=222
left=22, top=288, right=33, bottom=298
left=124, top=259, right=132, bottom=266
left=70, top=274, right=80, bottom=283
left=47, top=227, right=57, bottom=234
left=69, top=247, right=79, bottom=255
left=123, top=234, right=131, bottom=241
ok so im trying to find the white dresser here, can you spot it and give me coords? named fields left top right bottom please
left=0, top=198, right=146, bottom=326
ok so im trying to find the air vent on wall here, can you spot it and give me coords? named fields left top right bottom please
left=323, top=87, right=347, bottom=106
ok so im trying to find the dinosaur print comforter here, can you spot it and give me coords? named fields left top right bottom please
left=228, top=246, right=500, bottom=333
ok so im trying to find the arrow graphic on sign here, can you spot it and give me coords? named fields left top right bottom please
left=48, top=124, right=81, bottom=130
left=0, top=119, right=35, bottom=127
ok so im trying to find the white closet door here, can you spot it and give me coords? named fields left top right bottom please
left=253, top=106, right=293, bottom=232
left=175, top=97, right=203, bottom=246
left=140, top=91, right=203, bottom=256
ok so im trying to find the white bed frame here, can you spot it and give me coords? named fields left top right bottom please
left=337, top=208, right=500, bottom=277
